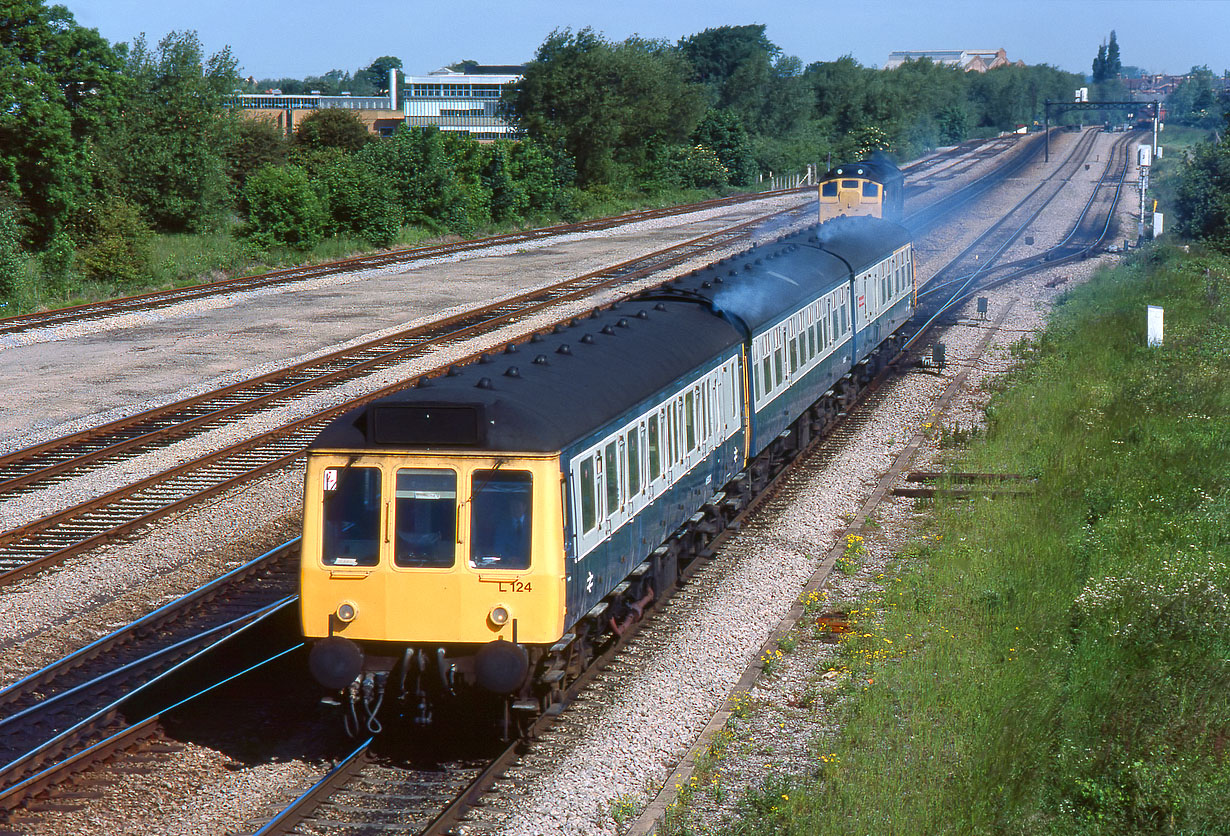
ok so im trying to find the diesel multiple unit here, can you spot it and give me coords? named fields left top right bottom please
left=301, top=216, right=915, bottom=734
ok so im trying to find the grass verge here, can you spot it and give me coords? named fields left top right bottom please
left=2, top=185, right=744, bottom=317
left=713, top=244, right=1230, bottom=835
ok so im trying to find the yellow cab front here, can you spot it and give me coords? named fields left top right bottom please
left=300, top=451, right=566, bottom=649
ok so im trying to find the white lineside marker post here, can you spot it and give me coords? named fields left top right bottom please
left=1147, top=305, right=1164, bottom=346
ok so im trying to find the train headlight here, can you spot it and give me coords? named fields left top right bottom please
left=489, top=605, right=510, bottom=627
left=336, top=601, right=358, bottom=623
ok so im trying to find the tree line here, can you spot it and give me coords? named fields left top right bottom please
left=1, top=5, right=1085, bottom=306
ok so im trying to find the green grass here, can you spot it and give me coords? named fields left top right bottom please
left=712, top=244, right=1230, bottom=835
left=1, top=183, right=753, bottom=317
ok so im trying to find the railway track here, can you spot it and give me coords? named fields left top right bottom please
left=0, top=541, right=301, bottom=813
left=0, top=128, right=1133, bottom=831
left=225, top=130, right=1130, bottom=836
left=0, top=189, right=814, bottom=340
left=0, top=134, right=1039, bottom=586
left=0, top=205, right=814, bottom=584
left=917, top=129, right=1136, bottom=318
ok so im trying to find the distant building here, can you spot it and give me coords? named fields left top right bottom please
left=402, top=65, right=524, bottom=141
left=232, top=68, right=405, bottom=137
left=883, top=48, right=1023, bottom=72
left=232, top=64, right=525, bottom=142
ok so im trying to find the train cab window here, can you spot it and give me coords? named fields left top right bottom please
left=579, top=457, right=597, bottom=533
left=863, top=182, right=880, bottom=198
left=821, top=182, right=837, bottom=197
left=626, top=429, right=641, bottom=496
left=393, top=469, right=457, bottom=568
left=604, top=442, right=620, bottom=513
left=648, top=416, right=662, bottom=481
left=470, top=470, right=532, bottom=570
left=842, top=180, right=859, bottom=189
left=322, top=466, right=381, bottom=567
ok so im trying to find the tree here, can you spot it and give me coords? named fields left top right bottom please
left=1106, top=31, right=1122, bottom=79
left=692, top=109, right=756, bottom=185
left=504, top=28, right=706, bottom=185
left=222, top=116, right=289, bottom=196
left=1175, top=129, right=1230, bottom=244
left=359, top=126, right=488, bottom=234
left=0, top=0, right=123, bottom=242
left=97, top=31, right=239, bottom=233
left=295, top=108, right=373, bottom=152
left=357, top=56, right=402, bottom=96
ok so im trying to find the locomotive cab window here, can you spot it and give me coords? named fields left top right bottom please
left=322, top=466, right=381, bottom=567
left=842, top=180, right=859, bottom=188
left=821, top=182, right=838, bottom=197
left=862, top=182, right=880, bottom=198
left=393, top=469, right=457, bottom=568
left=470, top=470, right=532, bottom=570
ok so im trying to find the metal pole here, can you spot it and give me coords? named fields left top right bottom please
left=1138, top=164, right=1146, bottom=243
left=1152, top=101, right=1159, bottom=154
left=1044, top=101, right=1050, bottom=162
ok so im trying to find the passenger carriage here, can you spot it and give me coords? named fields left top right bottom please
left=300, top=217, right=914, bottom=734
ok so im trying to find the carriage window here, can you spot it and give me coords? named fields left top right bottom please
left=761, top=355, right=772, bottom=394
left=580, top=457, right=597, bottom=533
left=821, top=182, right=837, bottom=197
left=863, top=182, right=879, bottom=197
left=470, top=470, right=532, bottom=570
left=774, top=347, right=784, bottom=387
left=808, top=325, right=816, bottom=359
left=684, top=391, right=696, bottom=451
left=626, top=429, right=641, bottom=496
left=322, top=466, right=381, bottom=567
left=393, top=469, right=457, bottom=568
left=604, top=442, right=620, bottom=514
left=648, top=415, right=661, bottom=481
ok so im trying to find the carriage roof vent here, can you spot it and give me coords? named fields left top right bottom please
left=654, top=302, right=667, bottom=311
left=504, top=366, right=520, bottom=378
left=504, top=344, right=518, bottom=354
left=600, top=325, right=616, bottom=335
left=557, top=344, right=572, bottom=355
left=476, top=377, right=493, bottom=389
left=581, top=334, right=595, bottom=344
left=533, top=354, right=548, bottom=365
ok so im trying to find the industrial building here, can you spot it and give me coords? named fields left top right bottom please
left=232, top=65, right=524, bottom=141
left=883, top=48, right=1024, bottom=72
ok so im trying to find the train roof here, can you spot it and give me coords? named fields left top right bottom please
left=309, top=217, right=909, bottom=455
left=821, top=159, right=904, bottom=186
left=682, top=216, right=909, bottom=336
left=310, top=299, right=744, bottom=454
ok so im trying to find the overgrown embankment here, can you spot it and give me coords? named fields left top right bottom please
left=732, top=245, right=1230, bottom=834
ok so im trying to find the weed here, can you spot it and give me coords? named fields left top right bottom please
left=835, top=534, right=866, bottom=574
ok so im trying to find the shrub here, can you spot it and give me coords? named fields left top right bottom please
left=0, top=209, right=25, bottom=298
left=78, top=198, right=153, bottom=285
left=316, top=154, right=400, bottom=247
left=242, top=163, right=327, bottom=249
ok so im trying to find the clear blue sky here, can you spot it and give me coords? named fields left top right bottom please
left=65, top=0, right=1228, bottom=81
